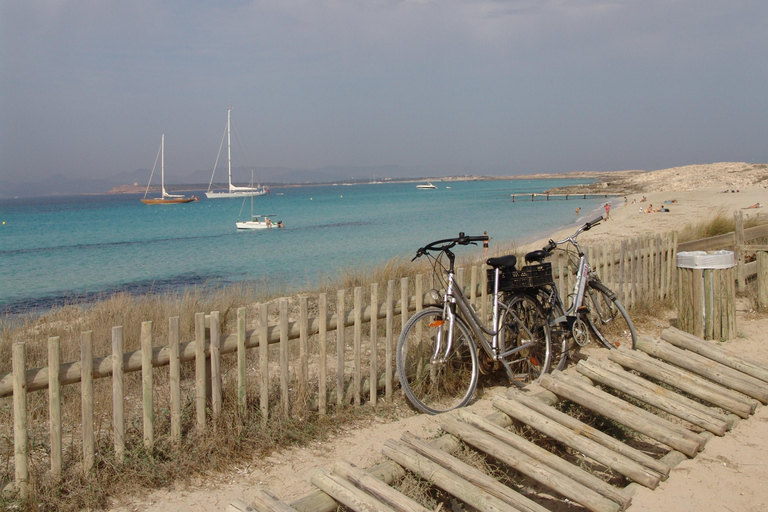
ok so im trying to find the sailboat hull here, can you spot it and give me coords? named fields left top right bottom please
left=205, top=189, right=268, bottom=199
left=141, top=197, right=196, bottom=204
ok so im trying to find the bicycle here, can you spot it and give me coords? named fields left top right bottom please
left=511, top=216, right=637, bottom=371
left=395, top=233, right=552, bottom=415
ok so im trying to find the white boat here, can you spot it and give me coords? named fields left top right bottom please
left=416, top=182, right=437, bottom=189
left=141, top=134, right=197, bottom=205
left=236, top=214, right=281, bottom=230
left=206, top=107, right=269, bottom=199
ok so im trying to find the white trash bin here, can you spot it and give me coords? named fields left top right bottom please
left=676, top=251, right=736, bottom=340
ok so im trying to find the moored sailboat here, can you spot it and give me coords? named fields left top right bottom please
left=141, top=134, right=196, bottom=205
left=205, top=107, right=269, bottom=199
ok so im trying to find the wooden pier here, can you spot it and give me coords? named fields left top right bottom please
left=229, top=326, right=768, bottom=512
left=511, top=193, right=618, bottom=202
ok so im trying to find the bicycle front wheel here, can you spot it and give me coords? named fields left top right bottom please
left=396, top=307, right=479, bottom=415
left=499, top=294, right=552, bottom=382
left=584, top=280, right=637, bottom=350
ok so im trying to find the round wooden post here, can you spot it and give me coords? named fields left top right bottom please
left=12, top=342, right=28, bottom=498
left=49, top=336, right=62, bottom=479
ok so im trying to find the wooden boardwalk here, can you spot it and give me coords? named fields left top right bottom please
left=227, top=326, right=768, bottom=512
left=510, top=193, right=619, bottom=202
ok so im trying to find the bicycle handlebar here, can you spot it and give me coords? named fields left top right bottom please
left=544, top=216, right=604, bottom=251
left=412, top=232, right=489, bottom=261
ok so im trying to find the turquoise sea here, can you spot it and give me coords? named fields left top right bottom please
left=0, top=179, right=611, bottom=314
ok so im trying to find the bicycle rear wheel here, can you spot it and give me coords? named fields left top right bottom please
left=499, top=294, right=552, bottom=382
left=396, top=307, right=479, bottom=414
left=584, top=280, right=637, bottom=350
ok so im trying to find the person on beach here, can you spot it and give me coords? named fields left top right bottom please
left=483, top=231, right=490, bottom=258
left=742, top=203, right=763, bottom=209
left=575, top=207, right=581, bottom=216
left=647, top=204, right=655, bottom=213
left=604, top=203, right=610, bottom=219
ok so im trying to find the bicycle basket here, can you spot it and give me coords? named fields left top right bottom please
left=486, top=262, right=553, bottom=293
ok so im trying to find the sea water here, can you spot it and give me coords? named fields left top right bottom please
left=0, top=179, right=612, bottom=314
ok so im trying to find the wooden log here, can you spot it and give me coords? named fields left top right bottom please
left=13, top=342, right=28, bottom=498
left=169, top=317, right=181, bottom=445
left=759, top=251, right=768, bottom=309
left=587, top=358, right=736, bottom=430
left=400, top=432, right=550, bottom=512
left=49, top=336, right=62, bottom=479
left=636, top=337, right=768, bottom=404
left=311, top=467, right=397, bottom=512
left=554, top=371, right=707, bottom=450
left=439, top=415, right=621, bottom=512
left=608, top=347, right=754, bottom=418
left=237, top=307, right=247, bottom=413
left=318, top=293, right=327, bottom=416
left=141, top=321, right=154, bottom=449
left=250, top=490, right=300, bottom=512
left=455, top=410, right=633, bottom=507
left=382, top=439, right=522, bottom=512
left=505, top=389, right=670, bottom=478
left=331, top=459, right=431, bottom=512
left=259, top=303, right=269, bottom=423
left=660, top=327, right=768, bottom=384
left=81, top=332, right=95, bottom=472
left=491, top=396, right=661, bottom=489
left=354, top=287, right=362, bottom=406
left=575, top=359, right=727, bottom=436
left=210, top=311, right=222, bottom=418
left=299, top=297, right=309, bottom=403
left=539, top=373, right=701, bottom=457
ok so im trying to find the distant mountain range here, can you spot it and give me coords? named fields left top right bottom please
left=0, top=165, right=496, bottom=199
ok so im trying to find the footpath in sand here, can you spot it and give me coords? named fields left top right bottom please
left=109, top=162, right=768, bottom=512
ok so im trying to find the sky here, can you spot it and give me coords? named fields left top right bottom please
left=2, top=0, right=767, bottom=186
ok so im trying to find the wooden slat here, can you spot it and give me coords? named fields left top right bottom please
left=279, top=299, right=289, bottom=415
left=331, top=459, right=431, bottom=512
left=505, top=388, right=671, bottom=478
left=636, top=337, right=768, bottom=404
left=337, top=289, right=345, bottom=406
left=354, top=287, right=362, bottom=406
left=169, top=317, right=181, bottom=445
left=259, top=303, right=269, bottom=423
left=385, top=280, right=394, bottom=400
left=195, top=312, right=206, bottom=430
left=539, top=373, right=700, bottom=457
left=370, top=283, right=378, bottom=406
left=492, top=395, right=661, bottom=489
left=299, top=297, right=309, bottom=403
left=575, top=359, right=728, bottom=436
left=13, top=342, right=28, bottom=498
left=455, top=410, right=633, bottom=508
left=382, top=439, right=522, bottom=512
left=661, top=327, right=768, bottom=384
left=141, top=321, right=154, bottom=448
left=310, top=467, right=397, bottom=512
left=210, top=311, right=222, bottom=418
left=608, top=347, right=754, bottom=418
left=237, top=307, right=247, bottom=412
left=49, top=336, right=62, bottom=478
left=318, top=293, right=328, bottom=416
left=439, top=415, right=621, bottom=512
left=400, top=432, right=549, bottom=512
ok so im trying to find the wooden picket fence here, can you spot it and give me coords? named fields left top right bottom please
left=1, top=231, right=683, bottom=497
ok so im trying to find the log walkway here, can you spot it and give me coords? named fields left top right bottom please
left=227, top=326, right=768, bottom=512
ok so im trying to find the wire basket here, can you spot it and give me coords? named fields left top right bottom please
left=487, top=262, right=554, bottom=293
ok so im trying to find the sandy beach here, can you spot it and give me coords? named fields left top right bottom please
left=108, top=162, right=768, bottom=512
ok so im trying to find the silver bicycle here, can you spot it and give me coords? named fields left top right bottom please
left=512, top=216, right=637, bottom=371
left=396, top=233, right=552, bottom=415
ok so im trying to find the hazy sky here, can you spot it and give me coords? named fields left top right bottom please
left=2, top=1, right=767, bottom=184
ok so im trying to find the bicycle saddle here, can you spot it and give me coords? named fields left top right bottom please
left=486, top=255, right=517, bottom=269
left=525, top=250, right=549, bottom=264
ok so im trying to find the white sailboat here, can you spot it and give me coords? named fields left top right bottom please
left=236, top=170, right=281, bottom=230
left=205, top=107, right=269, bottom=199
left=416, top=182, right=437, bottom=189
left=141, top=134, right=196, bottom=205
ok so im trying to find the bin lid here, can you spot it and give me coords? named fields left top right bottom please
left=676, top=250, right=735, bottom=269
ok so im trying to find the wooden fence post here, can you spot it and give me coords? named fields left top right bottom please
left=299, top=297, right=309, bottom=405
left=141, top=321, right=154, bottom=449
left=81, top=331, right=94, bottom=473
left=735, top=210, right=746, bottom=292
left=195, top=312, right=207, bottom=430
left=758, top=251, right=768, bottom=310
left=236, top=307, right=246, bottom=414
left=354, top=287, right=362, bottom=406
left=169, top=317, right=181, bottom=445
left=386, top=280, right=394, bottom=400
left=279, top=298, right=289, bottom=416
left=111, top=327, right=125, bottom=463
left=318, top=293, right=328, bottom=416
left=400, top=277, right=408, bottom=330
left=210, top=311, right=222, bottom=419
left=336, top=290, right=345, bottom=407
left=259, top=303, right=269, bottom=423
left=13, top=342, right=28, bottom=498
left=49, top=336, right=62, bottom=479
left=370, top=283, right=378, bottom=406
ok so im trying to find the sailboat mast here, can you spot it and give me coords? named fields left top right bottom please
left=161, top=134, right=167, bottom=197
left=227, top=107, right=233, bottom=193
